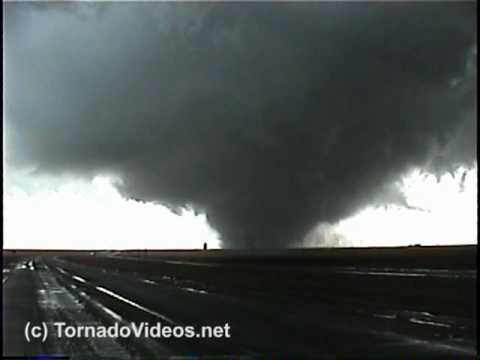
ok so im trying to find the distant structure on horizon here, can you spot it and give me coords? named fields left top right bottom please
left=203, top=242, right=208, bottom=250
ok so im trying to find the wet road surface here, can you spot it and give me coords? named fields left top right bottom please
left=2, top=255, right=477, bottom=359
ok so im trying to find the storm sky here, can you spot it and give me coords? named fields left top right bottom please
left=4, top=2, right=477, bottom=249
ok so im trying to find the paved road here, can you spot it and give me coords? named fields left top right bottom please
left=2, top=256, right=477, bottom=359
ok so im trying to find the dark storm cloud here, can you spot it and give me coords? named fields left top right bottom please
left=5, top=2, right=476, bottom=248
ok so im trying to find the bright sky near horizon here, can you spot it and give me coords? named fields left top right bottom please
left=4, top=165, right=476, bottom=250
left=333, top=166, right=477, bottom=247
